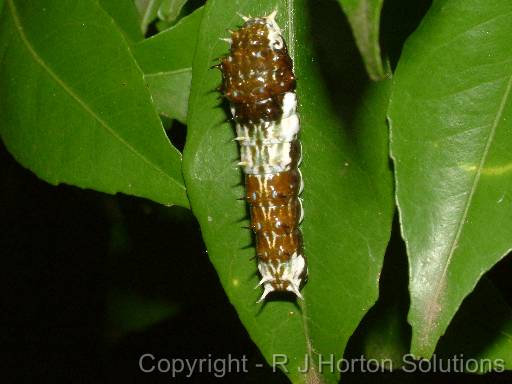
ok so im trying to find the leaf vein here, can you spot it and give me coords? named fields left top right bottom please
left=144, top=67, right=192, bottom=78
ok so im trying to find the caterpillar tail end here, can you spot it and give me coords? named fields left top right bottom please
left=255, top=282, right=304, bottom=303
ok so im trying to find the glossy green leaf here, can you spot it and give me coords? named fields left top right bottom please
left=389, top=0, right=512, bottom=358
left=99, top=0, right=144, bottom=43
left=336, top=0, right=390, bottom=81
left=183, top=0, right=393, bottom=382
left=132, top=6, right=203, bottom=123
left=0, top=0, right=188, bottom=208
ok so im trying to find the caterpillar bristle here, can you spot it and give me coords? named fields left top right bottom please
left=237, top=12, right=250, bottom=22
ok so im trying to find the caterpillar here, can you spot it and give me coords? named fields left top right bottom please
left=217, top=11, right=307, bottom=302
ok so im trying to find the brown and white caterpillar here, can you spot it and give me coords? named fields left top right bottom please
left=217, top=11, right=307, bottom=302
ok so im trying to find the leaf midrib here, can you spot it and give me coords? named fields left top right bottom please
left=285, top=0, right=318, bottom=381
left=422, top=72, right=512, bottom=341
left=7, top=0, right=186, bottom=194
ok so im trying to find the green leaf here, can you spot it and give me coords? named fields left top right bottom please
left=183, top=0, right=393, bottom=382
left=157, top=0, right=188, bottom=23
left=389, top=0, right=512, bottom=358
left=134, top=0, right=162, bottom=34
left=135, top=0, right=188, bottom=34
left=99, top=0, right=144, bottom=43
left=436, top=277, right=512, bottom=373
left=144, top=69, right=192, bottom=123
left=0, top=0, right=188, bottom=208
left=336, top=0, right=390, bottom=81
left=132, top=6, right=203, bottom=123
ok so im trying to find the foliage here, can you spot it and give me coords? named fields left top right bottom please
left=1, top=0, right=511, bottom=383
